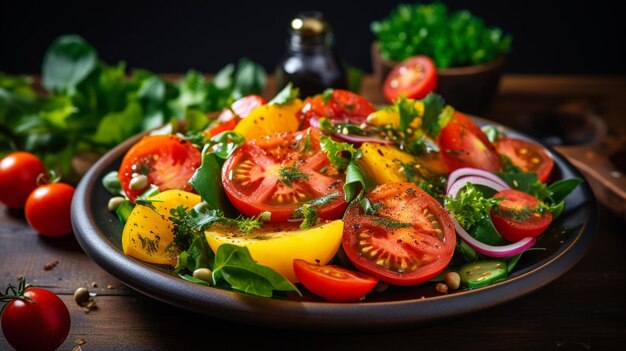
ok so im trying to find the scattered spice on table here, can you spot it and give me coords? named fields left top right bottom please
left=44, top=259, right=59, bottom=271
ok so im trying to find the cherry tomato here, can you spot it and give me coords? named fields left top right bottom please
left=298, top=89, right=375, bottom=127
left=342, top=182, right=456, bottom=286
left=495, top=137, right=554, bottom=183
left=24, top=183, right=75, bottom=237
left=490, top=189, right=553, bottom=242
left=205, top=118, right=238, bottom=138
left=1, top=287, right=71, bottom=351
left=438, top=112, right=502, bottom=172
left=118, top=135, right=201, bottom=202
left=383, top=56, right=437, bottom=103
left=0, top=151, right=47, bottom=209
left=293, top=259, right=379, bottom=302
left=217, top=94, right=266, bottom=122
left=222, top=128, right=346, bottom=222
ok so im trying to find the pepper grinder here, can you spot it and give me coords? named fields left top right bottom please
left=275, top=11, right=348, bottom=98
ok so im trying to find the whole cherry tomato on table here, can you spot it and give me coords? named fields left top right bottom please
left=1, top=278, right=71, bottom=351
left=0, top=151, right=47, bottom=209
left=25, top=182, right=75, bottom=237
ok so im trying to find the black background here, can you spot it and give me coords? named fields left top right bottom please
left=1, top=0, right=624, bottom=75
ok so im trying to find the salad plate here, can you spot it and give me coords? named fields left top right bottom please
left=71, top=117, right=597, bottom=331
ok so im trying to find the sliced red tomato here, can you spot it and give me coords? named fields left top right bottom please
left=383, top=56, right=437, bottom=103
left=222, top=128, right=347, bottom=222
left=342, top=182, right=456, bottom=286
left=293, top=259, right=378, bottom=302
left=438, top=112, right=502, bottom=172
left=495, top=137, right=554, bottom=182
left=119, top=135, right=201, bottom=202
left=490, top=189, right=553, bottom=242
left=298, top=89, right=375, bottom=128
left=205, top=118, right=238, bottom=138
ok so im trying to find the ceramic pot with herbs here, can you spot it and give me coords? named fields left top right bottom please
left=371, top=2, right=512, bottom=114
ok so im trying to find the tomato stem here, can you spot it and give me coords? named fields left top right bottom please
left=1, top=277, right=34, bottom=303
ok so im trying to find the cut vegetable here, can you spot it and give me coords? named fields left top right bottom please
left=447, top=173, right=536, bottom=258
left=459, top=260, right=508, bottom=288
left=446, top=167, right=509, bottom=193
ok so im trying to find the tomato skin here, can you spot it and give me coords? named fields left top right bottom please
left=495, top=137, right=554, bottom=183
left=0, top=151, right=47, bottom=209
left=222, top=129, right=346, bottom=222
left=383, top=56, right=437, bottom=103
left=1, top=288, right=71, bottom=351
left=25, top=183, right=75, bottom=237
left=293, top=259, right=379, bottom=302
left=490, top=189, right=553, bottom=242
left=118, top=135, right=201, bottom=202
left=205, top=118, right=238, bottom=138
left=298, top=89, right=375, bottom=127
left=438, top=112, right=502, bottom=172
left=342, top=182, right=456, bottom=286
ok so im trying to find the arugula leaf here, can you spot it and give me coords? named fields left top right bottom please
left=548, top=178, right=583, bottom=203
left=344, top=161, right=368, bottom=203
left=212, top=244, right=300, bottom=297
left=188, top=133, right=244, bottom=212
left=319, top=135, right=360, bottom=172
left=421, top=93, right=451, bottom=139
left=42, top=35, right=97, bottom=94
left=269, top=82, right=299, bottom=106
left=473, top=217, right=506, bottom=246
left=176, top=235, right=214, bottom=273
left=496, top=166, right=552, bottom=201
left=444, top=183, right=501, bottom=231
left=189, top=145, right=230, bottom=211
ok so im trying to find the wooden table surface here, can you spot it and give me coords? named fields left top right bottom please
left=1, top=75, right=626, bottom=350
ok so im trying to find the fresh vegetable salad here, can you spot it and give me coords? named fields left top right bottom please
left=102, top=85, right=582, bottom=301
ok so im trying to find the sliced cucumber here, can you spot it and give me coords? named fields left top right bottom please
left=459, top=260, right=508, bottom=288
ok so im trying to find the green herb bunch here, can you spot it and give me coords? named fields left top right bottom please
left=0, top=35, right=266, bottom=178
left=371, top=2, right=512, bottom=68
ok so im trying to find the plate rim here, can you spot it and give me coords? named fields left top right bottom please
left=71, top=117, right=598, bottom=331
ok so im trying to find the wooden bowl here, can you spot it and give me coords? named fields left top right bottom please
left=371, top=42, right=505, bottom=115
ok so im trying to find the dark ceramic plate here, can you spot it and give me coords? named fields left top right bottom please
left=71, top=118, right=597, bottom=331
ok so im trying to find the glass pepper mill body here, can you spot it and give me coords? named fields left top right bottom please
left=275, top=11, right=347, bottom=98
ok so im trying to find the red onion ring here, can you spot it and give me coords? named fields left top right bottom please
left=447, top=174, right=536, bottom=258
left=446, top=168, right=509, bottom=193
left=331, top=133, right=395, bottom=145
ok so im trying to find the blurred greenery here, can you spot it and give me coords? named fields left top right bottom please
left=0, top=35, right=266, bottom=177
left=371, top=2, right=512, bottom=68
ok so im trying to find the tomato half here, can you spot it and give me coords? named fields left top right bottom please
left=119, top=135, right=201, bottom=202
left=495, top=137, right=554, bottom=183
left=222, top=128, right=347, bottom=222
left=0, top=151, right=47, bottom=209
left=298, top=89, right=375, bottom=127
left=293, top=259, right=378, bottom=302
left=342, top=182, right=456, bottom=286
left=25, top=183, right=75, bottom=237
left=383, top=56, right=437, bottom=103
left=1, top=287, right=71, bottom=351
left=490, top=189, right=553, bottom=242
left=438, top=112, right=502, bottom=172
